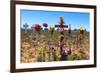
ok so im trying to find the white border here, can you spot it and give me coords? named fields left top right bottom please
left=16, top=5, right=94, bottom=69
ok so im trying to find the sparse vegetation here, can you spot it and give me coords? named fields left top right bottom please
left=21, top=28, right=90, bottom=63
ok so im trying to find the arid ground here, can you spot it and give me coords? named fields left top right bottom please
left=21, top=29, right=89, bottom=63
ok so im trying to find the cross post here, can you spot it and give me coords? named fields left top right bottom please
left=55, top=17, right=68, bottom=35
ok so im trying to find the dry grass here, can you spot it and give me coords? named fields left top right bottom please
left=21, top=29, right=90, bottom=63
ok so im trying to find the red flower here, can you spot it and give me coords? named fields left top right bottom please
left=34, top=24, right=41, bottom=31
left=60, top=17, right=64, bottom=25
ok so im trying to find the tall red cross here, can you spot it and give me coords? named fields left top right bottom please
left=55, top=17, right=68, bottom=34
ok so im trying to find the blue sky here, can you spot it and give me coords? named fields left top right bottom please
left=21, top=9, right=90, bottom=31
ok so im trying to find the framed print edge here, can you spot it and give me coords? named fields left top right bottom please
left=10, top=0, right=97, bottom=73
left=11, top=1, right=16, bottom=73
left=94, top=6, right=97, bottom=67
